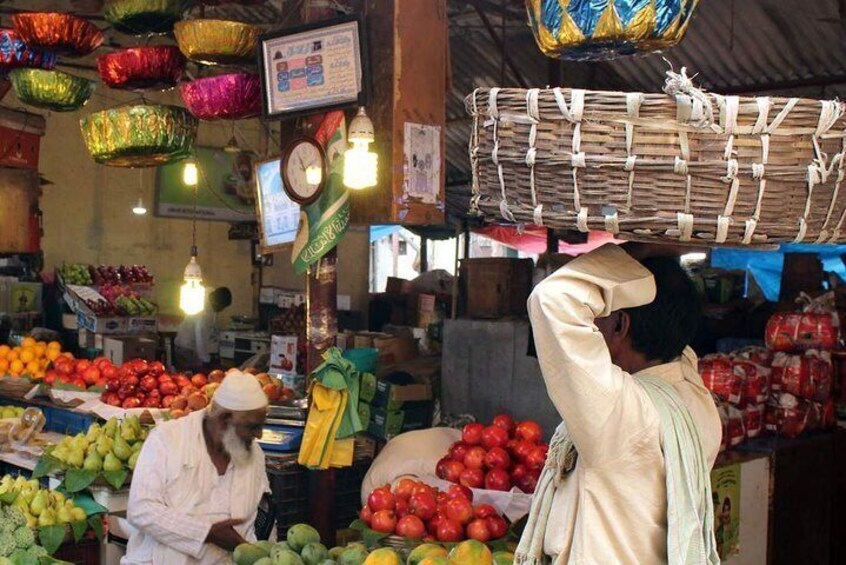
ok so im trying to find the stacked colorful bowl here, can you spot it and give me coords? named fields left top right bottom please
left=10, top=68, right=95, bottom=112
left=174, top=19, right=261, bottom=65
left=180, top=73, right=260, bottom=120
left=12, top=12, right=103, bottom=58
left=97, top=46, right=186, bottom=91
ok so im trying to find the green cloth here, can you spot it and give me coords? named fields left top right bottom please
left=310, top=347, right=364, bottom=439
left=515, top=375, right=719, bottom=565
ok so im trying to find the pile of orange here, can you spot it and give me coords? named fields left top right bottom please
left=0, top=338, right=66, bottom=380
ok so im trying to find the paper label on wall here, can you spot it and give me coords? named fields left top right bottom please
left=711, top=463, right=741, bottom=559
left=403, top=123, right=441, bottom=204
left=270, top=335, right=298, bottom=376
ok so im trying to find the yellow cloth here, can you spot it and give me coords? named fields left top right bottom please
left=528, top=244, right=723, bottom=563
left=298, top=383, right=349, bottom=470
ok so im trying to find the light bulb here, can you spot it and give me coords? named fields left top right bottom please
left=182, top=158, right=198, bottom=187
left=306, top=165, right=323, bottom=186
left=179, top=256, right=205, bottom=315
left=343, top=141, right=378, bottom=189
left=132, top=197, right=147, bottom=215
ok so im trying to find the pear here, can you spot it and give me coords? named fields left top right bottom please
left=52, top=446, right=69, bottom=463
left=26, top=479, right=38, bottom=491
left=70, top=507, right=86, bottom=522
left=131, top=441, right=143, bottom=453
left=103, top=452, right=122, bottom=472
left=83, top=450, right=103, bottom=472
left=56, top=505, right=73, bottom=525
left=26, top=514, right=37, bottom=529
left=13, top=495, right=29, bottom=514
left=38, top=508, right=56, bottom=527
left=29, top=490, right=48, bottom=516
left=67, top=447, right=85, bottom=469
left=96, top=435, right=114, bottom=458
left=128, top=450, right=140, bottom=471
left=113, top=434, right=132, bottom=462
left=71, top=435, right=89, bottom=453
left=103, top=417, right=118, bottom=438
left=86, top=423, right=102, bottom=443
left=120, top=423, right=137, bottom=442
left=50, top=491, right=66, bottom=507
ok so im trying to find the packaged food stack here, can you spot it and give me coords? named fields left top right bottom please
left=764, top=306, right=838, bottom=438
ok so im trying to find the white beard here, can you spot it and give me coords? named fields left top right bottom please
left=222, top=425, right=253, bottom=467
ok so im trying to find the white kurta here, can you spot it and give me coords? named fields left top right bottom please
left=529, top=244, right=722, bottom=564
left=122, top=410, right=269, bottom=565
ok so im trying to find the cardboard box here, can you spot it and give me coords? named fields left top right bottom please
left=78, top=329, right=104, bottom=351
left=359, top=372, right=377, bottom=404
left=78, top=312, right=127, bottom=334
left=270, top=335, right=298, bottom=376
left=367, top=402, right=434, bottom=441
left=371, top=375, right=433, bottom=410
left=103, top=336, right=156, bottom=366
left=386, top=277, right=413, bottom=296
left=358, top=401, right=372, bottom=430
left=373, top=334, right=418, bottom=367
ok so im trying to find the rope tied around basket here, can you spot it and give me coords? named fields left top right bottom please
left=662, top=67, right=716, bottom=130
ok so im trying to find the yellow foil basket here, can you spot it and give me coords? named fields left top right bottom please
left=9, top=68, right=94, bottom=112
left=173, top=19, right=261, bottom=65
left=80, top=104, right=198, bottom=167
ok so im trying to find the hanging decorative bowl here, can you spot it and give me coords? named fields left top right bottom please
left=180, top=73, right=260, bottom=120
left=80, top=104, right=198, bottom=167
left=12, top=12, right=103, bottom=58
left=526, top=0, right=699, bottom=61
left=173, top=19, right=261, bottom=65
left=104, top=0, right=193, bottom=36
left=97, top=46, right=186, bottom=91
left=0, top=29, right=58, bottom=74
left=9, top=68, right=95, bottom=112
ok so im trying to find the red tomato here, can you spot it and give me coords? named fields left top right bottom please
left=463, top=446, right=487, bottom=470
left=94, top=378, right=107, bottom=389
left=466, top=518, right=491, bottom=542
left=526, top=445, right=549, bottom=471
left=474, top=504, right=497, bottom=519
left=370, top=510, right=397, bottom=534
left=436, top=518, right=464, bottom=542
left=447, top=484, right=474, bottom=503
left=55, top=360, right=73, bottom=376
left=44, top=371, right=57, bottom=386
left=359, top=505, right=373, bottom=525
left=445, top=497, right=474, bottom=525
left=512, top=440, right=534, bottom=463
left=395, top=498, right=410, bottom=519
left=409, top=492, right=437, bottom=521
left=462, top=423, right=485, bottom=446
left=484, top=468, right=512, bottom=492
left=486, top=515, right=508, bottom=539
left=395, top=515, right=426, bottom=538
left=492, top=413, right=516, bottom=436
left=515, top=421, right=543, bottom=444
left=484, top=447, right=511, bottom=470
left=368, top=487, right=397, bottom=512
left=481, top=426, right=509, bottom=450
left=74, top=359, right=92, bottom=375
left=459, top=468, right=484, bottom=489
left=449, top=441, right=471, bottom=462
left=394, top=478, right=417, bottom=500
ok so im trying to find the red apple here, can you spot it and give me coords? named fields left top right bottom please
left=486, top=515, right=508, bottom=539
left=396, top=515, right=426, bottom=538
left=103, top=392, right=121, bottom=406
left=158, top=381, right=178, bottom=396
left=191, top=373, right=208, bottom=388
left=187, top=392, right=208, bottom=411
left=171, top=396, right=188, bottom=411
left=359, top=505, right=373, bottom=525
left=370, top=510, right=397, bottom=534
left=481, top=426, right=509, bottom=450
left=394, top=478, right=417, bottom=500
left=492, top=413, right=516, bottom=436
left=463, top=447, right=487, bottom=470
left=511, top=464, right=528, bottom=483
left=466, top=518, right=491, bottom=542
left=122, top=397, right=141, bottom=409
left=484, top=447, right=511, bottom=470
left=131, top=359, right=149, bottom=375
left=117, top=383, right=137, bottom=400
left=143, top=396, right=161, bottom=408
left=105, top=379, right=120, bottom=392
left=526, top=445, right=549, bottom=471
left=208, top=369, right=225, bottom=384
left=449, top=442, right=470, bottom=462
left=512, top=440, right=534, bottom=463
left=101, top=365, right=119, bottom=381
left=74, top=359, right=92, bottom=375
left=515, top=421, right=543, bottom=444
left=445, top=497, right=474, bottom=525
left=473, top=504, right=497, bottom=520
left=437, top=458, right=464, bottom=482
left=395, top=498, right=410, bottom=519
left=161, top=395, right=177, bottom=408
left=484, top=468, right=512, bottom=491
left=459, top=468, right=484, bottom=489
left=368, top=487, right=396, bottom=512
left=515, top=472, right=539, bottom=494
left=436, top=518, right=464, bottom=542
left=426, top=513, right=444, bottom=537
left=462, top=423, right=485, bottom=446
left=447, top=484, right=473, bottom=502
left=140, top=375, right=158, bottom=392
left=409, top=492, right=437, bottom=521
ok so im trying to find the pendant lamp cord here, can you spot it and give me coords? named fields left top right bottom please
left=191, top=170, right=198, bottom=258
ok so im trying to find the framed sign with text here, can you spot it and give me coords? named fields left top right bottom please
left=258, top=15, right=369, bottom=119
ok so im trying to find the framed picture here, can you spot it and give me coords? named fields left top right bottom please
left=254, top=156, right=301, bottom=253
left=155, top=147, right=257, bottom=222
left=258, top=15, right=369, bottom=119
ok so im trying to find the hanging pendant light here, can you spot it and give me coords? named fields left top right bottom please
left=182, top=157, right=198, bottom=186
left=343, top=107, right=377, bottom=190
left=179, top=252, right=205, bottom=315
left=132, top=197, right=147, bottom=215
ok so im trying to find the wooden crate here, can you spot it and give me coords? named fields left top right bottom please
left=460, top=258, right=533, bottom=319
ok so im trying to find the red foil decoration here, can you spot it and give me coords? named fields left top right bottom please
left=98, top=46, right=186, bottom=91
left=179, top=73, right=260, bottom=121
left=12, top=12, right=103, bottom=58
left=0, top=29, right=58, bottom=74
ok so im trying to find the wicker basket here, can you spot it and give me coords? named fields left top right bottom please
left=465, top=70, right=846, bottom=246
left=0, top=376, right=37, bottom=400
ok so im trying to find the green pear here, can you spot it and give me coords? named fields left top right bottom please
left=67, top=448, right=85, bottom=469
left=103, top=417, right=118, bottom=438
left=38, top=508, right=56, bottom=527
left=13, top=495, right=29, bottom=514
left=86, top=423, right=102, bottom=443
left=83, top=450, right=103, bottom=472
left=96, top=435, right=114, bottom=458
left=71, top=435, right=89, bottom=452
left=103, top=452, right=122, bottom=472
left=50, top=491, right=66, bottom=507
left=120, top=423, right=137, bottom=442
left=29, top=490, right=47, bottom=516
left=113, top=434, right=132, bottom=462
left=56, top=505, right=73, bottom=525
left=127, top=451, right=140, bottom=471
left=131, top=441, right=144, bottom=453
left=52, top=446, right=69, bottom=463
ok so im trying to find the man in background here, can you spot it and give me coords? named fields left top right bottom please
left=175, top=287, right=231, bottom=371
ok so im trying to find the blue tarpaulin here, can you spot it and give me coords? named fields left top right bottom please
left=711, top=244, right=846, bottom=302
left=369, top=225, right=402, bottom=243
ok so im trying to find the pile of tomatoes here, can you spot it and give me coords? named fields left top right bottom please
left=436, top=414, right=547, bottom=494
left=360, top=479, right=508, bottom=543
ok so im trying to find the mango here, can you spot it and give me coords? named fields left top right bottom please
left=492, top=551, right=514, bottom=565
left=233, top=543, right=270, bottom=565
left=407, top=543, right=447, bottom=565
left=272, top=549, right=305, bottom=565
left=363, top=548, right=402, bottom=565
left=287, top=523, right=320, bottom=553
left=302, top=542, right=330, bottom=565
left=447, top=540, right=492, bottom=565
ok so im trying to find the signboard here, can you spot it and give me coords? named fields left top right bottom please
left=258, top=16, right=368, bottom=119
left=711, top=463, right=741, bottom=559
left=155, top=147, right=257, bottom=222
left=254, top=157, right=300, bottom=253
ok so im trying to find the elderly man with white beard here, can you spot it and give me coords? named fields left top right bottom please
left=122, top=372, right=270, bottom=565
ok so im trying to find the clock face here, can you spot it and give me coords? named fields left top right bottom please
left=283, top=139, right=325, bottom=204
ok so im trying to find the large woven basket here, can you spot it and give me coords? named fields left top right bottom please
left=465, top=71, right=846, bottom=246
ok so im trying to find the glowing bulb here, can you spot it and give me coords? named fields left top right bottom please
left=132, top=197, right=147, bottom=215
left=182, top=158, right=198, bottom=187
left=306, top=165, right=323, bottom=186
left=343, top=107, right=378, bottom=190
left=179, top=256, right=205, bottom=315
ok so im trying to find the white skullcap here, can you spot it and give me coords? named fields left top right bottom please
left=214, top=371, right=268, bottom=412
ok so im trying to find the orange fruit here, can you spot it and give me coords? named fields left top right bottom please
left=47, top=349, right=61, bottom=362
left=25, top=360, right=40, bottom=375
left=6, top=350, right=19, bottom=362
left=21, top=337, right=36, bottom=348
left=34, top=344, right=47, bottom=358
left=0, top=345, right=9, bottom=358
left=0, top=359, right=8, bottom=374
left=47, top=341, right=62, bottom=351
left=19, top=349, right=35, bottom=364
left=10, top=360, right=24, bottom=375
